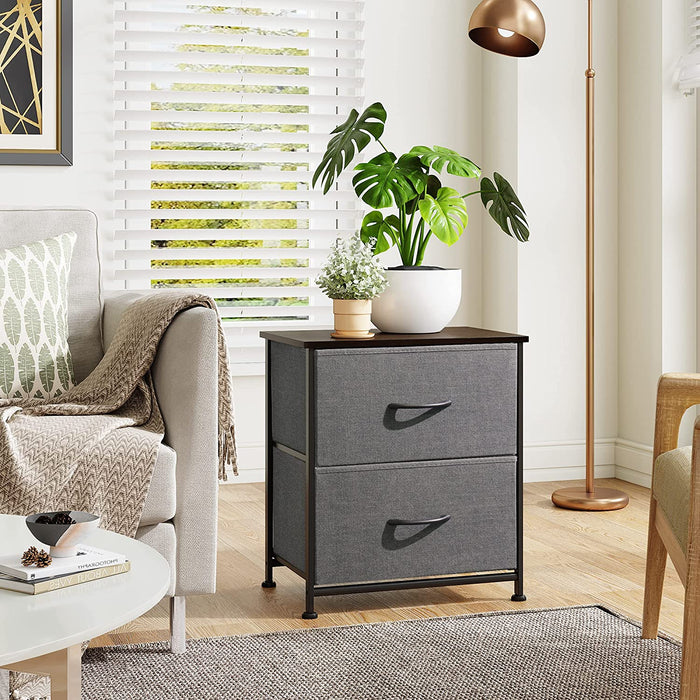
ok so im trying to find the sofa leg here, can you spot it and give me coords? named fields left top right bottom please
left=170, top=596, right=186, bottom=654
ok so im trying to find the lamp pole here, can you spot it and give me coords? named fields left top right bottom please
left=551, top=0, right=628, bottom=511
left=585, top=0, right=596, bottom=495
left=467, top=0, right=628, bottom=510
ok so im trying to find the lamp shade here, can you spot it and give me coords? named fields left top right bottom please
left=468, top=0, right=546, bottom=57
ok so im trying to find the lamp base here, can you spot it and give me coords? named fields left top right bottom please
left=551, top=486, right=629, bottom=511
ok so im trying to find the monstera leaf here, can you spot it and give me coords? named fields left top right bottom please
left=352, top=153, right=426, bottom=209
left=480, top=172, right=529, bottom=242
left=409, top=145, right=481, bottom=179
left=418, top=187, right=469, bottom=245
left=359, top=211, right=400, bottom=254
left=312, top=102, right=387, bottom=194
left=404, top=174, right=442, bottom=216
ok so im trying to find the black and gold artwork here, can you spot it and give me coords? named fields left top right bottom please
left=0, top=0, right=42, bottom=135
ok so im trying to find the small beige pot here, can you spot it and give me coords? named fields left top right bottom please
left=331, top=299, right=374, bottom=339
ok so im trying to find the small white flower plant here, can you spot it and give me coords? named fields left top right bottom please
left=315, top=232, right=388, bottom=300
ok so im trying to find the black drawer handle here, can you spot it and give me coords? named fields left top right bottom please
left=387, top=514, right=451, bottom=527
left=387, top=401, right=452, bottom=411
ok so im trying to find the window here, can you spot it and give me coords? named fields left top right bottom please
left=679, top=0, right=700, bottom=93
left=114, top=0, right=364, bottom=373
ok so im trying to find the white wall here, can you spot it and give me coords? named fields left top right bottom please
left=616, top=0, right=697, bottom=486
left=363, top=0, right=485, bottom=324
left=236, top=0, right=488, bottom=481
left=229, top=0, right=699, bottom=486
left=1, top=1, right=695, bottom=487
left=483, top=0, right=620, bottom=482
left=0, top=1, right=486, bottom=483
left=0, top=2, right=114, bottom=242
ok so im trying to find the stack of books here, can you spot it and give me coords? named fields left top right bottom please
left=0, top=545, right=130, bottom=594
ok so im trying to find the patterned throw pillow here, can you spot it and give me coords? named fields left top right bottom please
left=0, top=232, right=77, bottom=400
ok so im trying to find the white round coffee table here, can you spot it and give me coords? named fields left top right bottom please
left=0, top=514, right=170, bottom=700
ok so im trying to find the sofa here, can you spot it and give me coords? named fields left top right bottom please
left=0, top=208, right=220, bottom=653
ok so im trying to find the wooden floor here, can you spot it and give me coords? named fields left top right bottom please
left=92, top=477, right=686, bottom=647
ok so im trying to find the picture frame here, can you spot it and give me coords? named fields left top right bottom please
left=0, top=0, right=72, bottom=165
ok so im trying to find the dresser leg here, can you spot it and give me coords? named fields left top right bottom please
left=302, top=582, right=317, bottom=619
left=511, top=577, right=526, bottom=602
left=261, top=557, right=276, bottom=588
left=262, top=337, right=276, bottom=592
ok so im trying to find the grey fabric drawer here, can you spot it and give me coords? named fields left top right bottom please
left=315, top=345, right=517, bottom=466
left=270, top=342, right=306, bottom=454
left=315, top=457, right=517, bottom=585
left=272, top=447, right=306, bottom=573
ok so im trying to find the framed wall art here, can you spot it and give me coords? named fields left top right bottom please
left=0, top=0, right=72, bottom=165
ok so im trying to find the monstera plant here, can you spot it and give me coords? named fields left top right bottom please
left=312, top=102, right=529, bottom=268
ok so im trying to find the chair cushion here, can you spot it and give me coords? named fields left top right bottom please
left=140, top=443, right=177, bottom=527
left=0, top=233, right=76, bottom=399
left=0, top=209, right=102, bottom=383
left=653, top=446, right=692, bottom=552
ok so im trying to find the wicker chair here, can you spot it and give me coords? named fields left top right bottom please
left=643, top=373, right=700, bottom=699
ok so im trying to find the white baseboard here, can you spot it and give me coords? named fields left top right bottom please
left=614, top=439, right=653, bottom=487
left=231, top=468, right=265, bottom=484
left=523, top=464, right=616, bottom=483
left=225, top=441, right=265, bottom=484
left=227, top=439, right=633, bottom=485
left=523, top=438, right=655, bottom=486
left=522, top=439, right=616, bottom=483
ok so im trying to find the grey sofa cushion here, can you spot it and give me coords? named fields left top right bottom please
left=140, top=443, right=177, bottom=527
left=0, top=209, right=102, bottom=383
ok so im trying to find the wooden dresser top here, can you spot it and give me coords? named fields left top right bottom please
left=261, top=326, right=529, bottom=349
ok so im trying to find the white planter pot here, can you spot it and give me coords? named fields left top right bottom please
left=371, top=268, right=462, bottom=334
left=331, top=298, right=374, bottom=339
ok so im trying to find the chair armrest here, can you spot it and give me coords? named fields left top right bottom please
left=654, top=374, right=700, bottom=461
left=688, top=418, right=700, bottom=579
left=102, top=291, right=219, bottom=596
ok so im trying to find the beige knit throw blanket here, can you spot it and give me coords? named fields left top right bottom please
left=0, top=292, right=236, bottom=537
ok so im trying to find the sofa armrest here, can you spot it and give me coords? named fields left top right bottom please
left=102, top=291, right=147, bottom=351
left=102, top=291, right=219, bottom=596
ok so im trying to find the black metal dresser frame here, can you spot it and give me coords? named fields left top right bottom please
left=262, top=339, right=526, bottom=619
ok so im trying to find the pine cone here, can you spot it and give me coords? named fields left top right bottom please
left=35, top=550, right=52, bottom=568
left=36, top=511, right=75, bottom=525
left=53, top=512, right=75, bottom=525
left=21, top=546, right=40, bottom=566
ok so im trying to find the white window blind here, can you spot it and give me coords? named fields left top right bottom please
left=114, top=0, right=364, bottom=373
left=679, top=0, right=700, bottom=93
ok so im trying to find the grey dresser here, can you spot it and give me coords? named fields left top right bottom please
left=260, top=327, right=528, bottom=619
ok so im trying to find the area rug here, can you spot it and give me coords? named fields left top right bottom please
left=76, top=606, right=682, bottom=700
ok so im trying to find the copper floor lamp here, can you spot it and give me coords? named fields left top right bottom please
left=468, top=0, right=628, bottom=511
